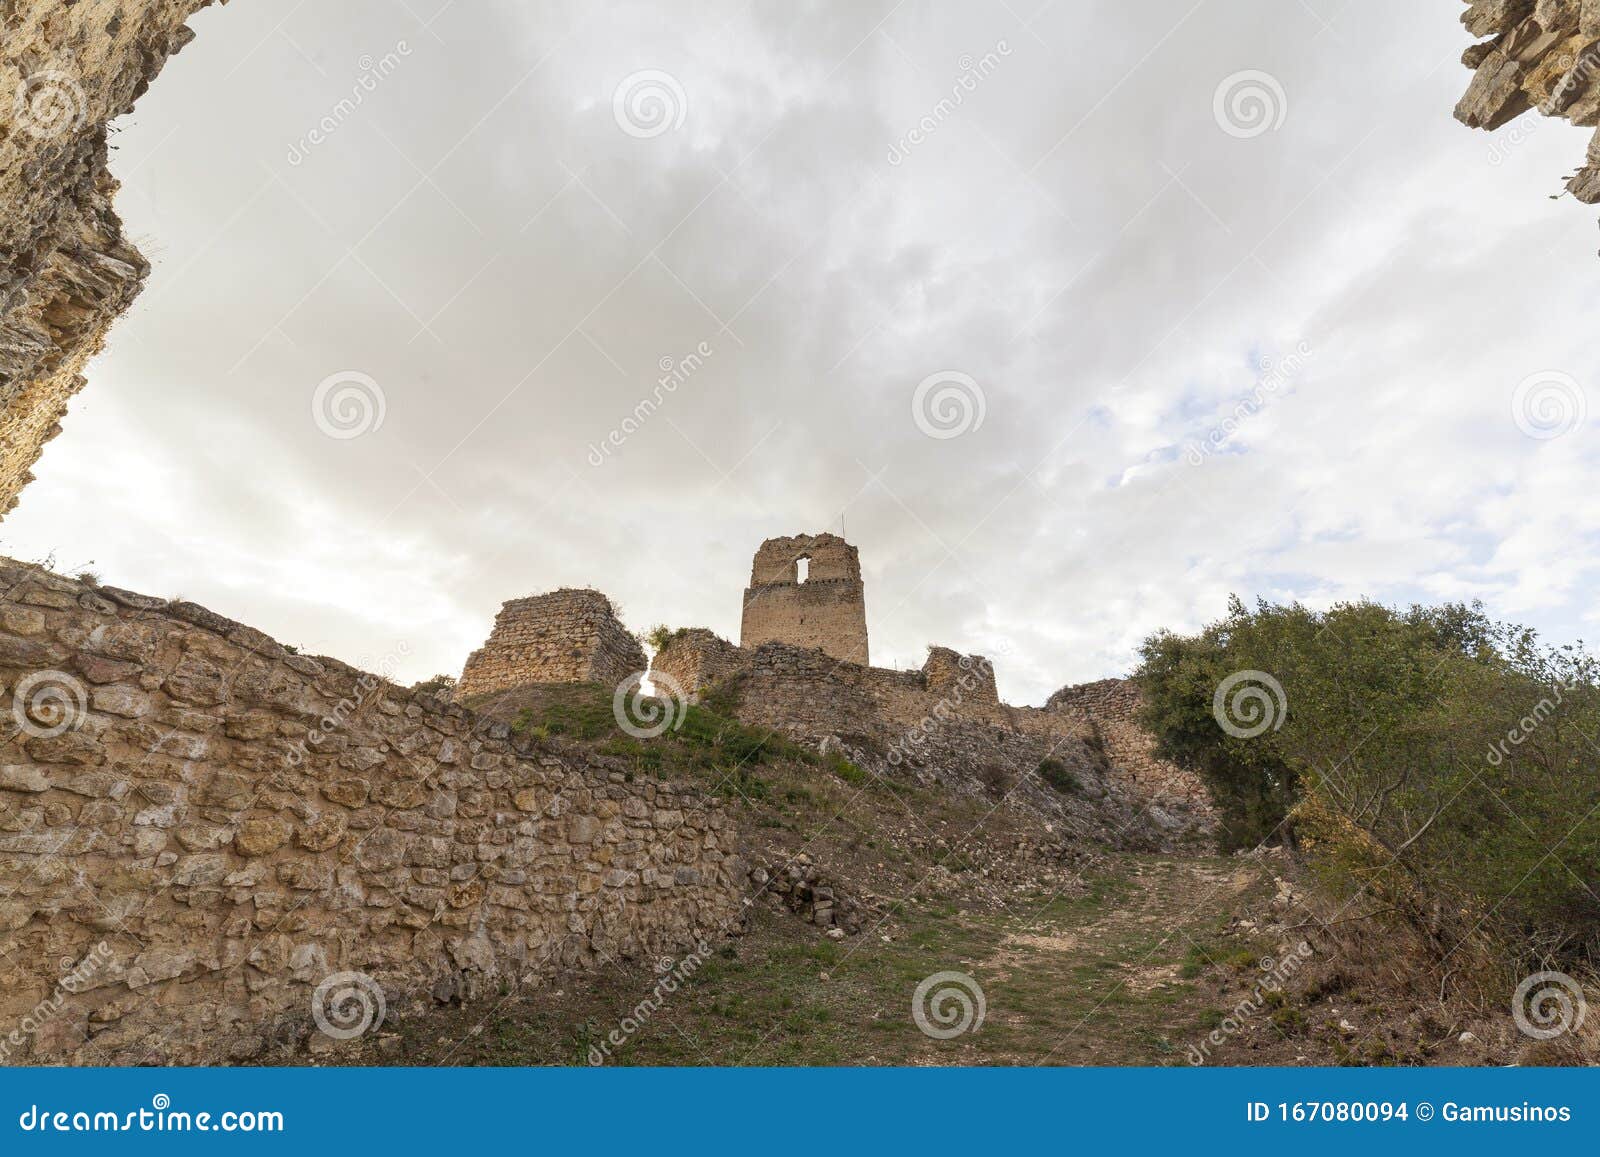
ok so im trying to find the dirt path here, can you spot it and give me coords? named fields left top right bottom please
left=330, top=853, right=1298, bottom=1067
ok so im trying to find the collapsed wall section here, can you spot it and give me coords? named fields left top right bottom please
left=651, top=628, right=1216, bottom=844
left=0, top=562, right=741, bottom=1064
left=457, top=589, right=646, bottom=701
left=1047, top=678, right=1215, bottom=830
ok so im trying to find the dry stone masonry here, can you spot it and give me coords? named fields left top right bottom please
left=654, top=628, right=1217, bottom=843
left=0, top=561, right=741, bottom=1064
left=1, top=0, right=220, bottom=517
left=1455, top=0, right=1600, bottom=214
left=739, top=533, right=870, bottom=666
left=1046, top=678, right=1214, bottom=825
left=456, top=589, right=647, bottom=702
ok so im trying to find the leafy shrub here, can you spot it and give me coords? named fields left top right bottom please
left=1037, top=757, right=1081, bottom=794
left=413, top=673, right=457, bottom=697
left=1138, top=596, right=1600, bottom=965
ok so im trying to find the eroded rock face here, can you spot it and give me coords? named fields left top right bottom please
left=1455, top=0, right=1600, bottom=208
left=0, top=560, right=742, bottom=1064
left=0, top=0, right=218, bottom=517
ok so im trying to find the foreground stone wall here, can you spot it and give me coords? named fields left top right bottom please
left=0, top=562, right=741, bottom=1064
left=740, top=533, right=869, bottom=666
left=1, top=0, right=219, bottom=518
left=457, top=589, right=646, bottom=702
left=1455, top=0, right=1600, bottom=211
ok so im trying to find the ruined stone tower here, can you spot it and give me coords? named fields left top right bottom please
left=739, top=533, right=869, bottom=666
left=456, top=588, right=646, bottom=699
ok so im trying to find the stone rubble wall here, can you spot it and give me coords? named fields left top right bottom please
left=651, top=629, right=1216, bottom=843
left=739, top=533, right=869, bottom=666
left=1047, top=678, right=1216, bottom=830
left=456, top=589, right=647, bottom=702
left=1, top=0, right=220, bottom=518
left=0, top=561, right=741, bottom=1064
left=648, top=628, right=747, bottom=700
left=1455, top=0, right=1600, bottom=207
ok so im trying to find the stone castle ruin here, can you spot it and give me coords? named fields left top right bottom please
left=462, top=533, right=1214, bottom=838
left=456, top=589, right=646, bottom=701
left=739, top=533, right=870, bottom=666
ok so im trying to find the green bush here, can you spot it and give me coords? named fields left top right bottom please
left=1137, top=596, right=1600, bottom=965
left=1036, top=757, right=1081, bottom=795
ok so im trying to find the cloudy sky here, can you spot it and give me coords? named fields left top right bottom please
left=5, top=0, right=1598, bottom=704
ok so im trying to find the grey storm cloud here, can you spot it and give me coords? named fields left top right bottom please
left=4, top=0, right=1598, bottom=705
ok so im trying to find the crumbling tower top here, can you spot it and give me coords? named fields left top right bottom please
left=456, top=588, right=645, bottom=699
left=739, top=532, right=869, bottom=666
